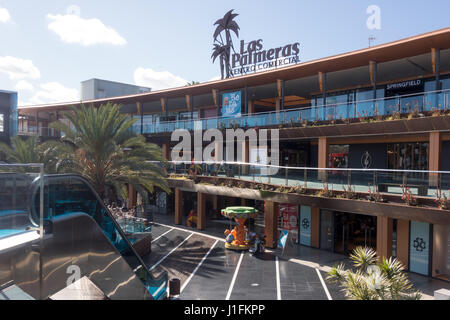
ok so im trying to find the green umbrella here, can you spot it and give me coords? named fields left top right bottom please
left=221, top=206, right=258, bottom=219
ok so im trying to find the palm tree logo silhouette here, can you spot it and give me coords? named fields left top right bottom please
left=211, top=10, right=240, bottom=79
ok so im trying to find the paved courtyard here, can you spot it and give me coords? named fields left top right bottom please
left=141, top=215, right=450, bottom=300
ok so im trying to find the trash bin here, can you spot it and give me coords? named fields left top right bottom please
left=169, top=278, right=180, bottom=299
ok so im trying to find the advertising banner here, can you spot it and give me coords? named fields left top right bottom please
left=221, top=91, right=242, bottom=117
left=279, top=204, right=298, bottom=243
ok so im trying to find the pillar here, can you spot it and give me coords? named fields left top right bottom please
left=212, top=195, right=219, bottom=219
left=432, top=225, right=449, bottom=278
left=318, top=137, right=329, bottom=181
left=162, top=143, right=170, bottom=161
left=429, top=132, right=441, bottom=186
left=376, top=216, right=393, bottom=259
left=128, top=184, right=137, bottom=209
left=311, top=207, right=320, bottom=248
left=247, top=100, right=254, bottom=115
left=396, top=219, right=410, bottom=268
left=264, top=201, right=279, bottom=249
left=241, top=198, right=247, bottom=206
left=175, top=188, right=183, bottom=225
left=197, top=192, right=206, bottom=230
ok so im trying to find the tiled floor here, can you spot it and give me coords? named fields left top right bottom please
left=143, top=213, right=450, bottom=300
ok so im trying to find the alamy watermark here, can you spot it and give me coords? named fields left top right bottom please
left=366, top=5, right=381, bottom=30
left=171, top=123, right=280, bottom=175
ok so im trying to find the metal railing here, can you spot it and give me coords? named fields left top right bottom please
left=0, top=163, right=44, bottom=241
left=132, top=89, right=449, bottom=134
left=164, top=160, right=450, bottom=200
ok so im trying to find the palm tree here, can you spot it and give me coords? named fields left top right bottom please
left=211, top=43, right=230, bottom=80
left=213, top=9, right=240, bottom=78
left=326, top=246, right=422, bottom=300
left=47, top=102, right=170, bottom=202
left=0, top=136, right=58, bottom=173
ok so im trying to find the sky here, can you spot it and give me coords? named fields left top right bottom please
left=0, top=0, right=449, bottom=106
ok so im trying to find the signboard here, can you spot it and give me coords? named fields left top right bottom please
left=386, top=79, right=423, bottom=93
left=221, top=91, right=242, bottom=117
left=231, top=39, right=300, bottom=76
left=279, top=204, right=298, bottom=243
left=278, top=229, right=289, bottom=249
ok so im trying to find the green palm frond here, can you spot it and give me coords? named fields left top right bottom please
left=48, top=103, right=169, bottom=200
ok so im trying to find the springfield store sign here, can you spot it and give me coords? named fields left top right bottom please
left=231, top=39, right=300, bottom=76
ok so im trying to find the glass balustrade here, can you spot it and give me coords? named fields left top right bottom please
left=165, top=161, right=450, bottom=200
left=133, top=89, right=449, bottom=135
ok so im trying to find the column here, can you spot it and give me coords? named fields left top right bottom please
left=162, top=143, right=170, bottom=161
left=311, top=207, right=320, bottom=248
left=429, top=132, right=441, bottom=186
left=396, top=219, right=410, bottom=268
left=240, top=198, right=247, bottom=206
left=212, top=195, right=219, bottom=219
left=264, top=201, right=279, bottom=249
left=432, top=225, right=449, bottom=277
left=241, top=139, right=249, bottom=175
left=318, top=137, right=329, bottom=181
left=128, top=184, right=137, bottom=209
left=247, top=100, right=254, bottom=115
left=197, top=192, right=206, bottom=230
left=175, top=188, right=183, bottom=225
left=376, top=216, right=393, bottom=259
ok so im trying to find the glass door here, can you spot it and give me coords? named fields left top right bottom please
left=320, top=210, right=334, bottom=251
left=409, top=221, right=431, bottom=276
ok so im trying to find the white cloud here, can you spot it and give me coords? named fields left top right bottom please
left=15, top=80, right=34, bottom=92
left=134, top=67, right=188, bottom=90
left=0, top=7, right=11, bottom=23
left=47, top=12, right=127, bottom=46
left=26, top=82, right=78, bottom=105
left=0, top=56, right=41, bottom=80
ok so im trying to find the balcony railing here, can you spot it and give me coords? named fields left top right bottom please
left=18, top=89, right=450, bottom=138
left=132, top=89, right=449, bottom=134
left=164, top=161, right=450, bottom=203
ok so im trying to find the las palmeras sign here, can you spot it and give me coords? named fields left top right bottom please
left=212, top=10, right=300, bottom=79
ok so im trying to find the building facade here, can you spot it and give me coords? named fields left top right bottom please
left=0, top=90, right=18, bottom=144
left=81, top=78, right=151, bottom=101
left=16, top=28, right=450, bottom=280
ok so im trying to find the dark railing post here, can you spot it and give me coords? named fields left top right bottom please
left=285, top=167, right=288, bottom=186
left=304, top=168, right=307, bottom=188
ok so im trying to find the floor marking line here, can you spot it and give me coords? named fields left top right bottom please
left=149, top=232, right=194, bottom=271
left=275, top=256, right=281, bottom=300
left=225, top=252, right=244, bottom=300
left=180, top=239, right=219, bottom=293
left=315, top=268, right=332, bottom=300
left=152, top=227, right=175, bottom=242
left=152, top=222, right=225, bottom=243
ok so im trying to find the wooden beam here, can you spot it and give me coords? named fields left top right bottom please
left=318, top=72, right=324, bottom=93
left=396, top=219, right=410, bottom=268
left=264, top=201, right=279, bottom=249
left=376, top=216, right=393, bottom=259
left=277, top=79, right=283, bottom=98
left=185, top=94, right=191, bottom=111
left=212, top=89, right=218, bottom=106
left=311, top=207, right=320, bottom=248
left=431, top=48, right=437, bottom=74
left=160, top=98, right=166, bottom=113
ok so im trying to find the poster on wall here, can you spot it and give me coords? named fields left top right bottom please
left=279, top=204, right=298, bottom=243
left=221, top=91, right=242, bottom=118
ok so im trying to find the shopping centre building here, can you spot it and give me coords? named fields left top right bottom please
left=16, top=27, right=450, bottom=280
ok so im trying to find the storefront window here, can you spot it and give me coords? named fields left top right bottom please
left=356, top=88, right=385, bottom=117
left=387, top=142, right=428, bottom=170
left=329, top=145, right=349, bottom=168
